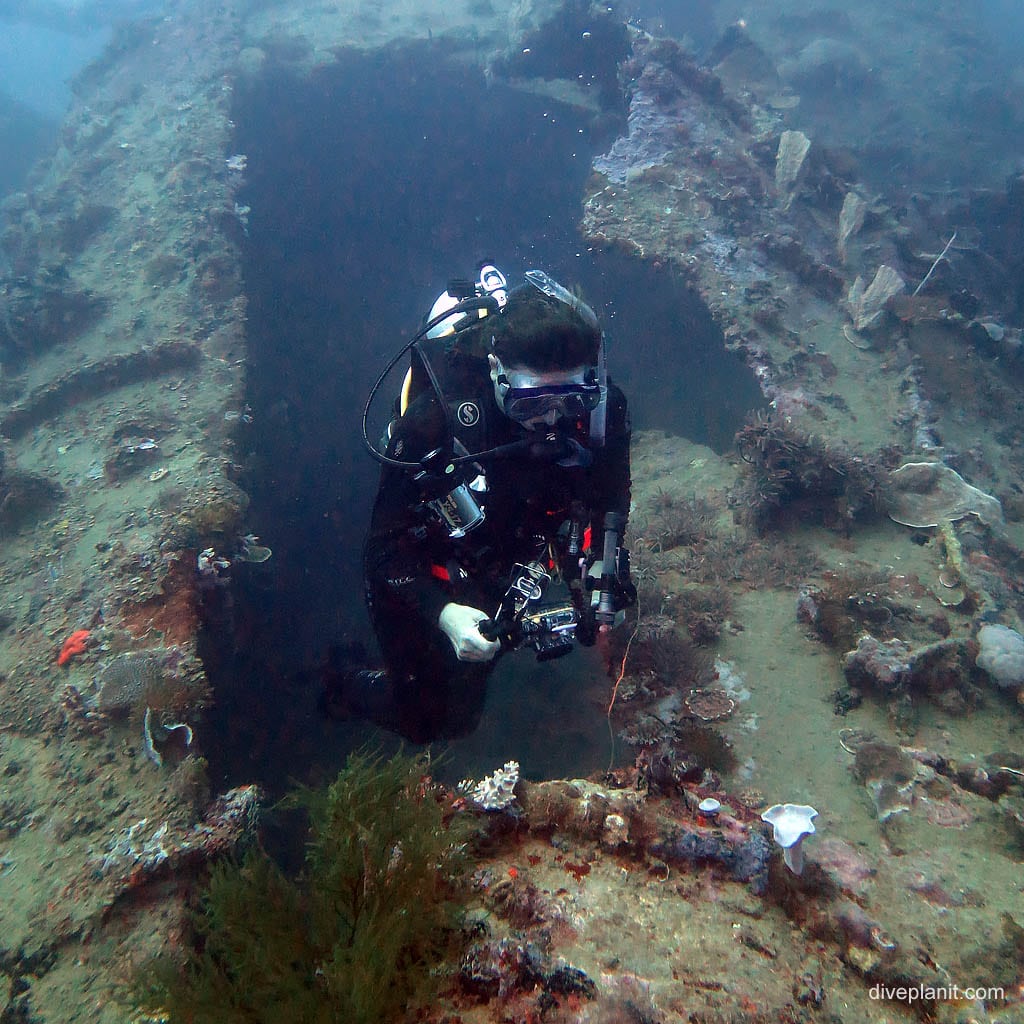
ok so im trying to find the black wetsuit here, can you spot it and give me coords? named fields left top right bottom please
left=358, top=350, right=632, bottom=742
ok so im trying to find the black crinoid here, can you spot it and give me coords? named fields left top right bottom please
left=734, top=409, right=883, bottom=533
left=647, top=489, right=718, bottom=552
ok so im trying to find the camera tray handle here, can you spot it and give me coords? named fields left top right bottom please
left=478, top=561, right=550, bottom=646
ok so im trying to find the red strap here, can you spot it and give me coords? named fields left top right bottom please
left=582, top=525, right=593, bottom=552
left=430, top=564, right=450, bottom=582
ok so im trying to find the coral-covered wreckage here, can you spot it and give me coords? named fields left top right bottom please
left=3, top=0, right=1024, bottom=1020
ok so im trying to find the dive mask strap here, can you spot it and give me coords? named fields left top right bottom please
left=524, top=269, right=599, bottom=330
left=588, top=332, right=608, bottom=447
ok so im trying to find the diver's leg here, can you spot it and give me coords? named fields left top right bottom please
left=321, top=618, right=491, bottom=742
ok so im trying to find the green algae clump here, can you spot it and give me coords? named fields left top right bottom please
left=133, top=750, right=471, bottom=1023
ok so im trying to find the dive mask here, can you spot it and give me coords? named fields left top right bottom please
left=497, top=366, right=604, bottom=423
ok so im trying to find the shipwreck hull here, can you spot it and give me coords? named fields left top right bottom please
left=1, top=1, right=1024, bottom=1020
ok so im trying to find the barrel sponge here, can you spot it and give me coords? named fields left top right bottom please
left=976, top=624, right=1024, bottom=690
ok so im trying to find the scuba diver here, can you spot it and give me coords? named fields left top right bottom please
left=322, top=264, right=635, bottom=743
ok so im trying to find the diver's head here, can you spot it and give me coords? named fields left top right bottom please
left=487, top=278, right=601, bottom=371
left=486, top=277, right=604, bottom=430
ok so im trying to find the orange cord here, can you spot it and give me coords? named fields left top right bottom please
left=606, top=591, right=640, bottom=770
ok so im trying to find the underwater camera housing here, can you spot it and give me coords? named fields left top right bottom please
left=517, top=601, right=578, bottom=660
left=480, top=560, right=579, bottom=661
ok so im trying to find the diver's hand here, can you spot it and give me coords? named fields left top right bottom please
left=438, top=603, right=501, bottom=663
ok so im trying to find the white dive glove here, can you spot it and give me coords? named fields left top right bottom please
left=438, top=603, right=501, bottom=663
